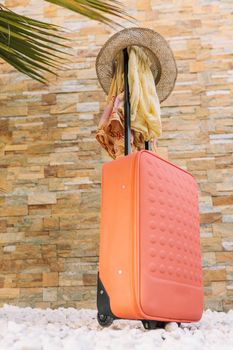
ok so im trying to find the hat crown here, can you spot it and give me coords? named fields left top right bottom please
left=96, top=27, right=178, bottom=102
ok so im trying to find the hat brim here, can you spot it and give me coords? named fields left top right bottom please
left=96, top=27, right=178, bottom=103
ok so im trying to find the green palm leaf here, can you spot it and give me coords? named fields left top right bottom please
left=45, top=0, right=133, bottom=26
left=0, top=1, right=133, bottom=83
left=0, top=5, right=70, bottom=83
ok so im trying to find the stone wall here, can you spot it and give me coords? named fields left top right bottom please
left=0, top=0, right=232, bottom=311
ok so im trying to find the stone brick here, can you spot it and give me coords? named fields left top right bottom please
left=226, top=267, right=233, bottom=281
left=0, top=233, right=25, bottom=244
left=16, top=273, right=42, bottom=287
left=203, top=268, right=226, bottom=282
left=200, top=212, right=222, bottom=225
left=213, top=195, right=233, bottom=207
left=76, top=102, right=99, bottom=113
left=0, top=106, right=27, bottom=117
left=213, top=223, right=233, bottom=237
left=50, top=103, right=76, bottom=115
left=43, top=272, right=59, bottom=287
left=57, top=286, right=95, bottom=302
left=43, top=217, right=60, bottom=230
left=202, top=252, right=216, bottom=267
left=3, top=274, right=17, bottom=288
left=4, top=144, right=28, bottom=152
left=204, top=298, right=223, bottom=312
left=187, top=157, right=216, bottom=171
left=189, top=61, right=204, bottom=72
left=41, top=94, right=56, bottom=105
left=28, top=193, right=57, bottom=205
left=201, top=237, right=223, bottom=252
left=59, top=262, right=97, bottom=286
left=216, top=252, right=233, bottom=264
left=48, top=178, right=65, bottom=191
left=43, top=288, right=57, bottom=302
left=0, top=205, right=28, bottom=217
left=20, top=288, right=43, bottom=302
left=41, top=245, right=57, bottom=258
left=83, top=273, right=96, bottom=286
left=222, top=239, right=233, bottom=251
left=223, top=299, right=233, bottom=312
left=0, top=288, right=20, bottom=299
left=211, top=282, right=227, bottom=297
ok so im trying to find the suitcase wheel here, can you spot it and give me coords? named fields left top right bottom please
left=142, top=320, right=166, bottom=330
left=97, top=312, right=114, bottom=327
left=142, top=320, right=181, bottom=330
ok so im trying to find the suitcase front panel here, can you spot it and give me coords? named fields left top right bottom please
left=99, top=154, right=142, bottom=319
left=139, top=151, right=204, bottom=322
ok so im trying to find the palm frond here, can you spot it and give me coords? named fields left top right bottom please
left=45, top=0, right=134, bottom=27
left=0, top=1, right=134, bottom=82
left=0, top=5, right=70, bottom=83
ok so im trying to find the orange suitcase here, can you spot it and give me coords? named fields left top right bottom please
left=96, top=49, right=204, bottom=329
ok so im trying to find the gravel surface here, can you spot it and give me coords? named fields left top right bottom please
left=0, top=305, right=232, bottom=350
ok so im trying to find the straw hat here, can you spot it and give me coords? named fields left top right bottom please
left=96, top=27, right=177, bottom=103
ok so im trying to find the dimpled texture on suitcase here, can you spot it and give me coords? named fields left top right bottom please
left=139, top=152, right=203, bottom=321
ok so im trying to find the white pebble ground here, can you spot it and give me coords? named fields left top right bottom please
left=0, top=305, right=232, bottom=350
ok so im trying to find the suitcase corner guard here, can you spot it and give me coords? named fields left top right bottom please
left=97, top=272, right=118, bottom=327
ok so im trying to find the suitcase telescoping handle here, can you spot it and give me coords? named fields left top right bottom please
left=123, top=48, right=150, bottom=156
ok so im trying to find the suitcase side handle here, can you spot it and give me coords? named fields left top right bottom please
left=123, top=48, right=150, bottom=156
